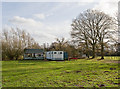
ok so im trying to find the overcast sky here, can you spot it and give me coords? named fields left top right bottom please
left=2, top=0, right=119, bottom=45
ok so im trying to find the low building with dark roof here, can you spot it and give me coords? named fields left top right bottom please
left=24, top=49, right=44, bottom=60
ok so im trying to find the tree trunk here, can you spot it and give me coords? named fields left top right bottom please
left=86, top=50, right=89, bottom=58
left=92, top=45, right=95, bottom=59
left=87, top=55, right=89, bottom=58
left=85, top=41, right=89, bottom=59
left=87, top=49, right=89, bottom=58
left=101, top=43, right=104, bottom=59
left=15, top=57, right=18, bottom=60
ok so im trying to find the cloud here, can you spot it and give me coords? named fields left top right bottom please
left=2, top=24, right=12, bottom=31
left=93, top=0, right=119, bottom=17
left=9, top=16, right=43, bottom=27
left=46, top=13, right=54, bottom=17
left=8, top=16, right=71, bottom=45
left=34, top=13, right=45, bottom=19
left=33, top=13, right=54, bottom=20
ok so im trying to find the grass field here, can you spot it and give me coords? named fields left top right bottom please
left=2, top=57, right=120, bottom=87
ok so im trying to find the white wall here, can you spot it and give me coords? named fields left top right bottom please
left=46, top=51, right=64, bottom=60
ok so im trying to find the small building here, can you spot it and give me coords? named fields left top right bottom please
left=24, top=49, right=44, bottom=60
left=46, top=51, right=68, bottom=60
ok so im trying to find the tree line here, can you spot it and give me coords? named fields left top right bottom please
left=1, top=9, right=119, bottom=60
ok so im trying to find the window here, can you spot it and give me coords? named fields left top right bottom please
left=35, top=54, right=39, bottom=57
left=54, top=52, right=57, bottom=54
left=39, top=54, right=41, bottom=56
left=60, top=52, right=62, bottom=54
left=27, top=53, right=32, bottom=57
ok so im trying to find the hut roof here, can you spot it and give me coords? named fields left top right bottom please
left=24, top=49, right=44, bottom=53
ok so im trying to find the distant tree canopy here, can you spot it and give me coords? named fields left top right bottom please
left=2, top=27, right=40, bottom=60
left=42, top=38, right=79, bottom=58
left=71, top=9, right=116, bottom=59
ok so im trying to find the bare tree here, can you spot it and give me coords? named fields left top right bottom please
left=115, top=12, right=120, bottom=55
left=55, top=37, right=68, bottom=51
left=71, top=17, right=90, bottom=58
left=2, top=27, right=40, bottom=60
left=96, top=12, right=115, bottom=59
left=71, top=9, right=115, bottom=59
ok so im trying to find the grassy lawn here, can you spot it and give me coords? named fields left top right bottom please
left=2, top=57, right=120, bottom=87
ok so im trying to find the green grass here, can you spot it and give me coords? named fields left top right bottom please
left=2, top=57, right=120, bottom=87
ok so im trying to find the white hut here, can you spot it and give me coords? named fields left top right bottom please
left=46, top=51, right=68, bottom=60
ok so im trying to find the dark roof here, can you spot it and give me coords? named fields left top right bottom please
left=24, top=49, right=44, bottom=53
